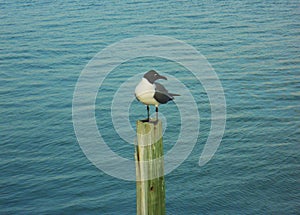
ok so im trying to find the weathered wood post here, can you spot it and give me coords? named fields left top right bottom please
left=135, top=120, right=165, bottom=215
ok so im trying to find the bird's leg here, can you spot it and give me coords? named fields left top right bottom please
left=147, top=105, right=150, bottom=122
left=141, top=105, right=150, bottom=123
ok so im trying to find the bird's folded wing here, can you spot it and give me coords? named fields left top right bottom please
left=154, top=82, right=179, bottom=104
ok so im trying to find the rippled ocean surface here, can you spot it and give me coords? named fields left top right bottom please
left=1, top=0, right=299, bottom=214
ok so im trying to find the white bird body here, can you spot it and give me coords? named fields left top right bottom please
left=135, top=78, right=160, bottom=106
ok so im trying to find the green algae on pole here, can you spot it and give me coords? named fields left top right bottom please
left=135, top=120, right=165, bottom=215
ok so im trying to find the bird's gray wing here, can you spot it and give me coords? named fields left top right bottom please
left=154, top=82, right=174, bottom=104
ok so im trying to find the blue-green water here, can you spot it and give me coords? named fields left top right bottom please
left=1, top=0, right=299, bottom=214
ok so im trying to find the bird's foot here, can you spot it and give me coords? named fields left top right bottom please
left=148, top=118, right=159, bottom=125
left=141, top=118, right=150, bottom=123
left=140, top=118, right=159, bottom=124
left=152, top=119, right=159, bottom=125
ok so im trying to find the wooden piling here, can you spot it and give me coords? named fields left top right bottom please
left=135, top=120, right=165, bottom=215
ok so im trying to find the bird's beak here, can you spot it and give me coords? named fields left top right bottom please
left=158, top=75, right=167, bottom=80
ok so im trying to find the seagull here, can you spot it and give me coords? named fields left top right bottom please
left=135, top=70, right=180, bottom=122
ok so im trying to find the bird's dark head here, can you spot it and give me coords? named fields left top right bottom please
left=143, top=70, right=167, bottom=84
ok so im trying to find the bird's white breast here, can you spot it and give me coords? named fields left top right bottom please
left=135, top=78, right=159, bottom=105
